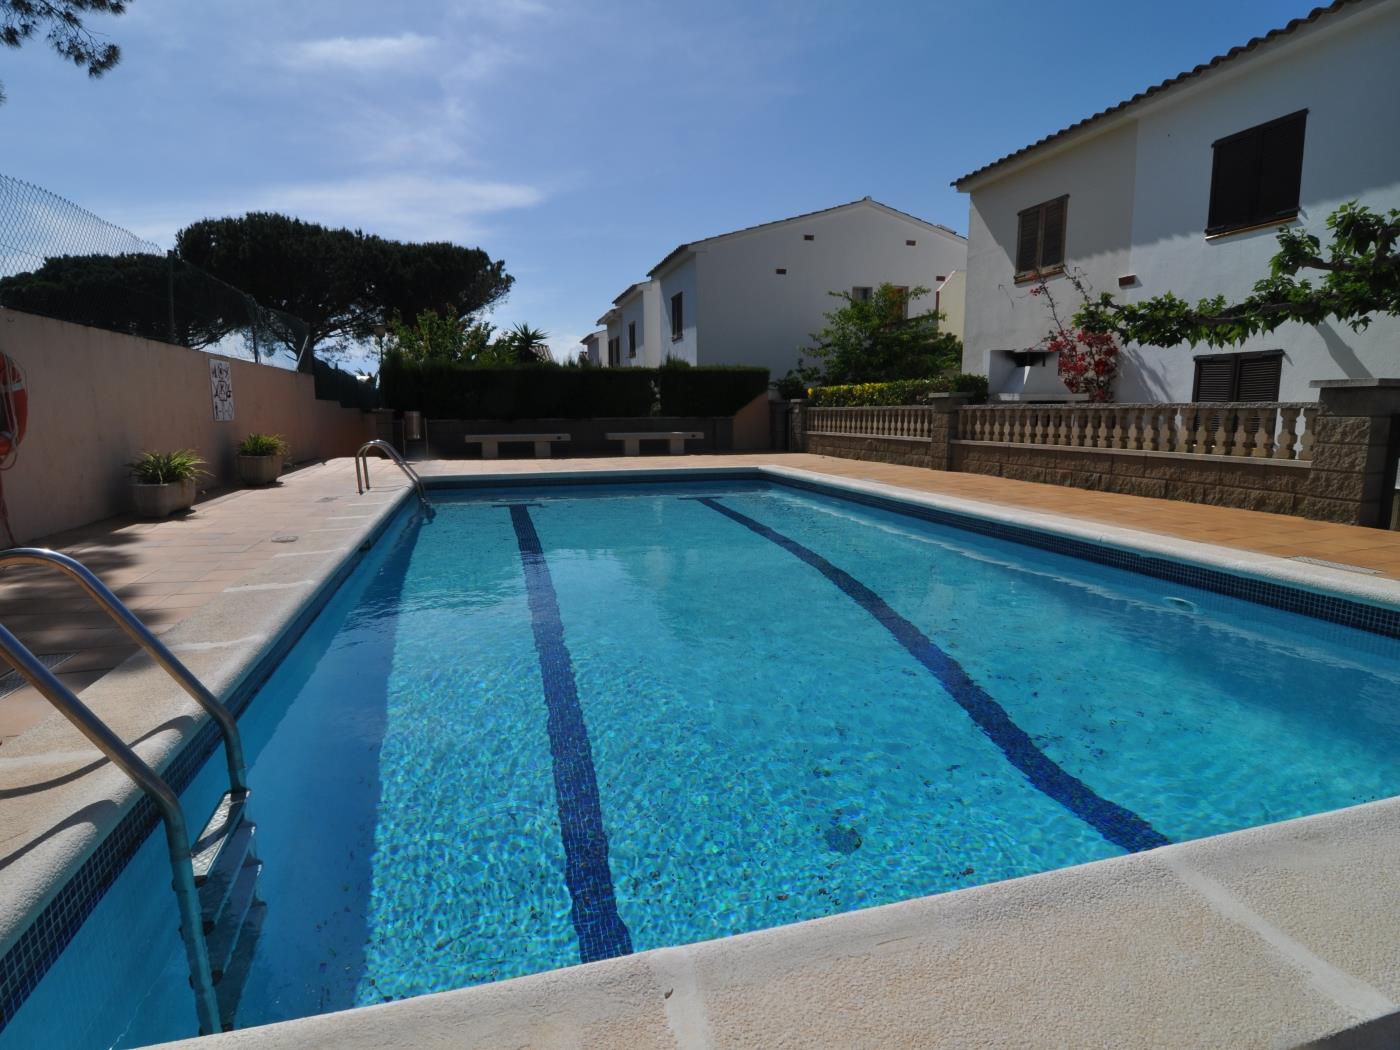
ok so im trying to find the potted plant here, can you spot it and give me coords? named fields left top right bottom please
left=236, top=433, right=288, bottom=486
left=129, top=449, right=205, bottom=517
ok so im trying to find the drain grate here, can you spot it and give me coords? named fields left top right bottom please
left=1289, top=556, right=1382, bottom=576
left=0, top=651, right=76, bottom=700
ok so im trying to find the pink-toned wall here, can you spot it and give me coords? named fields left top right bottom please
left=0, top=309, right=373, bottom=542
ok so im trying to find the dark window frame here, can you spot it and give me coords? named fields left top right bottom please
left=1206, top=110, right=1307, bottom=236
left=1191, top=350, right=1283, bottom=402
left=1014, top=195, right=1069, bottom=281
left=851, top=286, right=873, bottom=302
left=670, top=292, right=684, bottom=341
left=627, top=321, right=637, bottom=358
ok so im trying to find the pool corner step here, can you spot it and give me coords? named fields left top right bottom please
left=190, top=789, right=252, bottom=885
left=205, top=858, right=262, bottom=979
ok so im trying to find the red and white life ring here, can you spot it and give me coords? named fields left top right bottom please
left=0, top=352, right=27, bottom=464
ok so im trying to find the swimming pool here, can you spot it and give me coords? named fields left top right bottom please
left=5, top=476, right=1400, bottom=1047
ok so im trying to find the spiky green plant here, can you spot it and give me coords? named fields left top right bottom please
left=237, top=433, right=288, bottom=456
left=129, top=449, right=206, bottom=484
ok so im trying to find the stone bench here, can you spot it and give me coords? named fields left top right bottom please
left=464, top=433, right=571, bottom=459
left=605, top=431, right=704, bottom=456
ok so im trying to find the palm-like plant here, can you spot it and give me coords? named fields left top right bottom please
left=499, top=323, right=552, bottom=364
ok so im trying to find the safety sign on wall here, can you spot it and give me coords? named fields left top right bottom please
left=210, top=358, right=235, bottom=421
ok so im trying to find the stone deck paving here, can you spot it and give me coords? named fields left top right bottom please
left=2, top=450, right=1398, bottom=746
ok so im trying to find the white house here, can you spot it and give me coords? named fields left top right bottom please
left=954, top=0, right=1400, bottom=404
left=593, top=198, right=967, bottom=380
left=580, top=329, right=606, bottom=366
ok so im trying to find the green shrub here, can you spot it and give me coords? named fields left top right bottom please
left=809, top=373, right=988, bottom=407
left=379, top=361, right=658, bottom=419
left=658, top=366, right=769, bottom=416
left=238, top=433, right=288, bottom=456
left=312, top=357, right=378, bottom=410
left=129, top=449, right=206, bottom=484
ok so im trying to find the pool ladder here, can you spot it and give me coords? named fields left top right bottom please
left=355, top=439, right=434, bottom=517
left=0, top=549, right=262, bottom=1035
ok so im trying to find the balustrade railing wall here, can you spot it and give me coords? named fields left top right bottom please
left=957, top=403, right=1317, bottom=462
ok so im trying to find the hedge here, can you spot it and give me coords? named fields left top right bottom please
left=378, top=361, right=769, bottom=419
left=658, top=366, right=769, bottom=416
left=312, top=357, right=379, bottom=410
left=809, top=373, right=988, bottom=407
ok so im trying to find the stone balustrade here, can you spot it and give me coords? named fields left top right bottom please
left=807, top=405, right=937, bottom=441
left=959, top=403, right=1319, bottom=462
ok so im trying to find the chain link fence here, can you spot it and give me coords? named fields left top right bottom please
left=0, top=173, right=308, bottom=368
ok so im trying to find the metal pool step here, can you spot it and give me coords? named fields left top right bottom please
left=191, top=789, right=265, bottom=1030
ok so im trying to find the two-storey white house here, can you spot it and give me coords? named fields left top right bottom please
left=592, top=198, right=967, bottom=380
left=955, top=0, right=1400, bottom=404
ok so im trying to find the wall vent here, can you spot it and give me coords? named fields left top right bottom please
left=803, top=234, right=814, bottom=241
left=775, top=268, right=787, bottom=275
left=905, top=239, right=916, bottom=246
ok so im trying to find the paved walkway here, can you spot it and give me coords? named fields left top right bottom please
left=2, top=451, right=1397, bottom=744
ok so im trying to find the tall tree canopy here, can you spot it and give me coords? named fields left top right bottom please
left=1075, top=202, right=1400, bottom=348
left=1, top=0, right=126, bottom=104
left=175, top=212, right=514, bottom=363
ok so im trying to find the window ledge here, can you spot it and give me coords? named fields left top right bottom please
left=671, top=334, right=684, bottom=342
left=1205, top=214, right=1298, bottom=241
left=1014, top=264, right=1065, bottom=285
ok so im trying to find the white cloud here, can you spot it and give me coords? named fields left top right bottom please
left=110, top=173, right=543, bottom=248
left=288, top=33, right=435, bottom=72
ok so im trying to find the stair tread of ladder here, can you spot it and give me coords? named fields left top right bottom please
left=191, top=788, right=251, bottom=884
left=207, top=857, right=262, bottom=979
left=198, top=820, right=257, bottom=928
left=215, top=899, right=268, bottom=1031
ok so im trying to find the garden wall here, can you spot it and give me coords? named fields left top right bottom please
left=0, top=309, right=373, bottom=542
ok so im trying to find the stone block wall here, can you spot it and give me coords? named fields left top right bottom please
left=806, top=434, right=937, bottom=468
left=951, top=444, right=1312, bottom=515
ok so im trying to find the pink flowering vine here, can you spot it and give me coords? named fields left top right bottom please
left=1029, top=273, right=1121, bottom=402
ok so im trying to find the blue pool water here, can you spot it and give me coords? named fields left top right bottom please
left=7, top=479, right=1400, bottom=1047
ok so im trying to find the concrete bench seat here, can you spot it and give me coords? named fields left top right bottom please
left=605, top=431, right=704, bottom=456
left=464, top=433, right=571, bottom=459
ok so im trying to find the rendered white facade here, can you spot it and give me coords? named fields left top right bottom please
left=957, top=0, right=1400, bottom=403
left=595, top=198, right=967, bottom=379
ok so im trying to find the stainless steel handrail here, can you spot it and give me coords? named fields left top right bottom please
left=0, top=625, right=221, bottom=1034
left=355, top=439, right=433, bottom=514
left=0, top=549, right=248, bottom=794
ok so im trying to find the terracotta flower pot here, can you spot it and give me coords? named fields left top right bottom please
left=236, top=453, right=284, bottom=486
left=131, top=477, right=197, bottom=517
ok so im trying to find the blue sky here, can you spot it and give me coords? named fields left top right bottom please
left=2, top=0, right=1320, bottom=361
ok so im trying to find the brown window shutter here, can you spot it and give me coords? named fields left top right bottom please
left=1015, top=209, right=1040, bottom=273
left=1257, top=114, right=1306, bottom=220
left=1236, top=354, right=1282, bottom=401
left=1193, top=356, right=1239, bottom=401
left=1207, top=134, right=1261, bottom=234
left=1040, top=198, right=1066, bottom=267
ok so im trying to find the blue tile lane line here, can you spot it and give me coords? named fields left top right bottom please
left=695, top=497, right=1171, bottom=854
left=507, top=504, right=634, bottom=962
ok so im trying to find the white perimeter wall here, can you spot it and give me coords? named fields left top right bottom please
left=962, top=0, right=1400, bottom=402
left=682, top=203, right=966, bottom=380
left=0, top=309, right=372, bottom=542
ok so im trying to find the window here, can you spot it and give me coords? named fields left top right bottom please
left=1192, top=351, right=1282, bottom=402
left=851, top=286, right=873, bottom=302
left=627, top=321, right=637, bottom=358
left=1015, top=196, right=1068, bottom=278
left=1206, top=111, right=1306, bottom=235
left=607, top=337, right=620, bottom=367
left=891, top=286, right=909, bottom=320
left=670, top=293, right=684, bottom=340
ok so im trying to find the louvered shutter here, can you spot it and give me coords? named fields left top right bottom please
left=1257, top=114, right=1306, bottom=221
left=1040, top=198, right=1066, bottom=268
left=1193, top=356, right=1238, bottom=402
left=1207, top=133, right=1261, bottom=234
left=1237, top=354, right=1282, bottom=401
left=1015, top=209, right=1040, bottom=273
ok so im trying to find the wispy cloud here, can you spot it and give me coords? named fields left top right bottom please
left=288, top=32, right=435, bottom=72
left=112, top=173, right=544, bottom=247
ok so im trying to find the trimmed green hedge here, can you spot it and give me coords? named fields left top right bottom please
left=380, top=360, right=770, bottom=419
left=658, top=366, right=769, bottom=416
left=809, top=373, right=988, bottom=407
left=312, top=357, right=379, bottom=410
